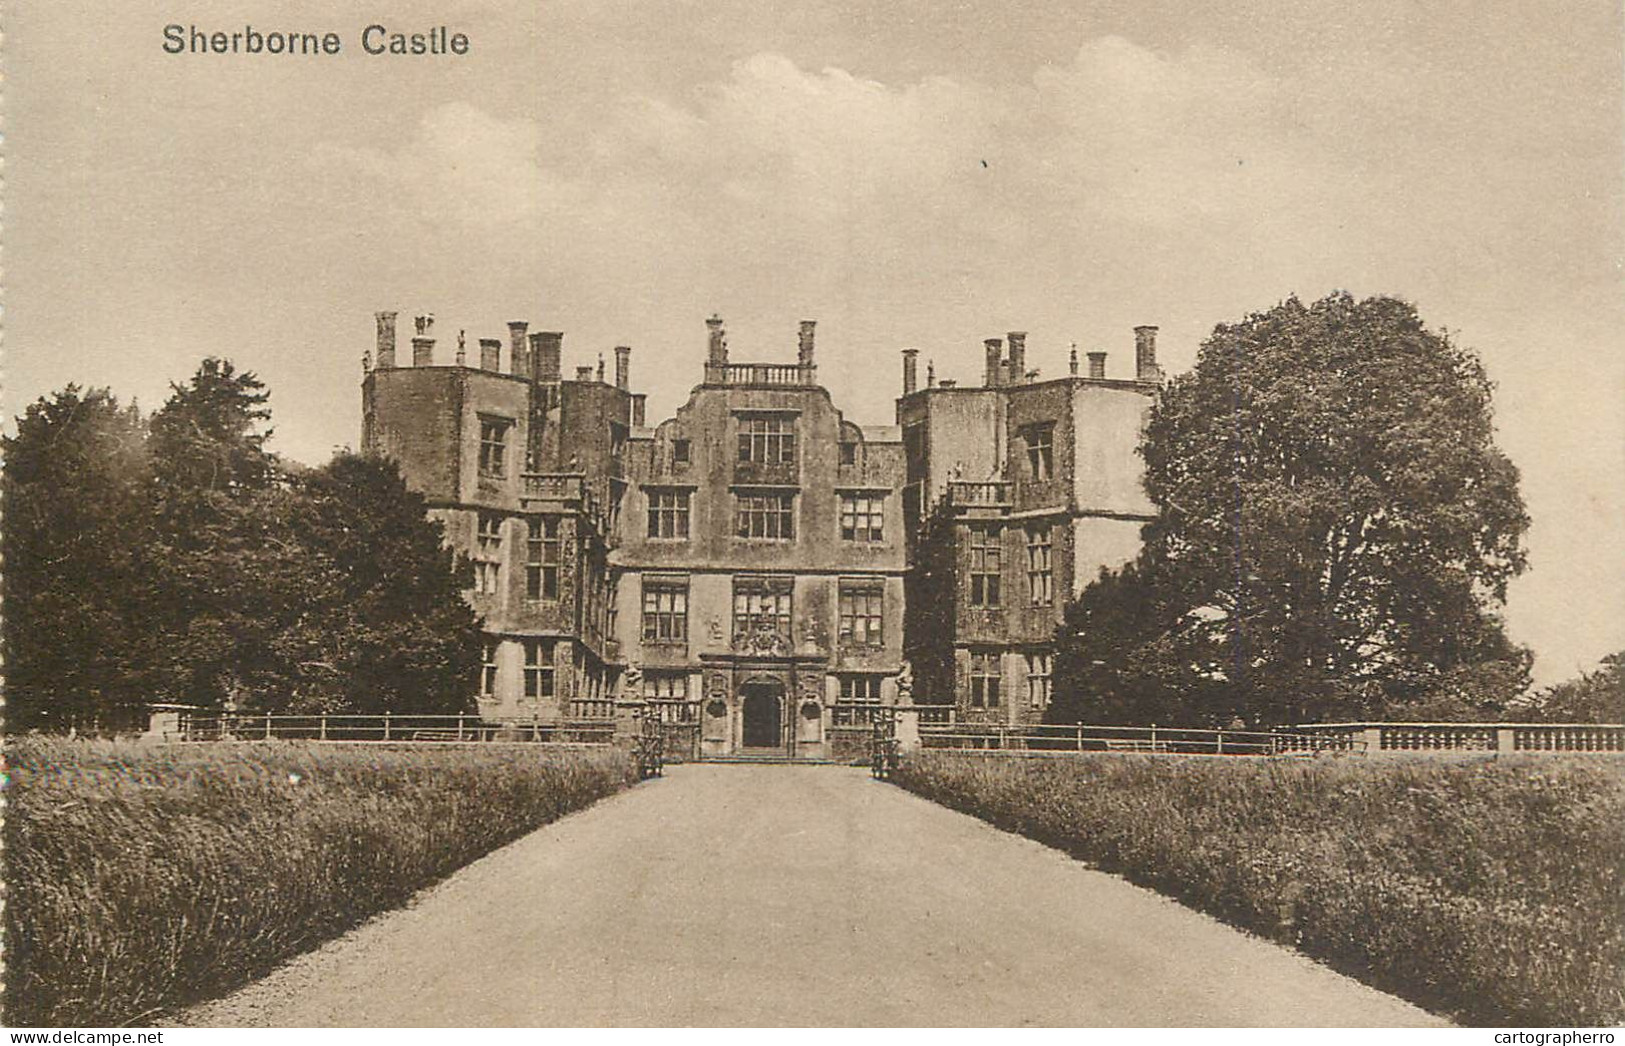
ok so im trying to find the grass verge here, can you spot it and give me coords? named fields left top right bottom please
left=4, top=739, right=637, bottom=1026
left=892, top=751, right=1624, bottom=1026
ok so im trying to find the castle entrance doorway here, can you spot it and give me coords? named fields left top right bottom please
left=741, top=682, right=784, bottom=748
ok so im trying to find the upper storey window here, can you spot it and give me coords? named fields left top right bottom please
left=672, top=439, right=692, bottom=465
left=736, top=491, right=795, bottom=540
left=840, top=493, right=884, bottom=543
left=969, top=523, right=1001, bottom=607
left=1023, top=423, right=1055, bottom=481
left=647, top=489, right=691, bottom=540
left=479, top=416, right=512, bottom=479
left=738, top=415, right=796, bottom=465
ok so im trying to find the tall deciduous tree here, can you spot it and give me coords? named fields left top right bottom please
left=265, top=453, right=481, bottom=715
left=2, top=388, right=151, bottom=730
left=140, top=359, right=287, bottom=709
left=1052, top=293, right=1530, bottom=726
left=5, top=363, right=486, bottom=729
left=1533, top=653, right=1625, bottom=723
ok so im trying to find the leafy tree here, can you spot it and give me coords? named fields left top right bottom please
left=1532, top=653, right=1625, bottom=723
left=139, top=359, right=287, bottom=709
left=6, top=363, right=486, bottom=729
left=1052, top=292, right=1530, bottom=725
left=262, top=453, right=481, bottom=715
left=1047, top=563, right=1226, bottom=726
left=147, top=357, right=275, bottom=498
left=2, top=388, right=151, bottom=731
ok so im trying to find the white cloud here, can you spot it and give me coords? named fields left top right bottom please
left=318, top=102, right=581, bottom=226
left=328, top=38, right=1320, bottom=248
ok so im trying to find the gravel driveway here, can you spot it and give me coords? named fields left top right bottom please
left=179, top=764, right=1445, bottom=1027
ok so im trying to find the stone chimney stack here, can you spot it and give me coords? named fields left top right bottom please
left=901, top=348, right=919, bottom=395
left=575, top=365, right=593, bottom=382
left=1088, top=351, right=1108, bottom=380
left=1134, top=325, right=1162, bottom=382
left=479, top=338, right=502, bottom=372
left=798, top=320, right=817, bottom=368
left=375, top=311, right=398, bottom=369
left=532, top=332, right=562, bottom=383
left=984, top=338, right=1005, bottom=388
left=1007, top=332, right=1027, bottom=385
left=596, top=354, right=606, bottom=383
left=1069, top=346, right=1079, bottom=377
left=411, top=314, right=435, bottom=367
left=706, top=315, right=727, bottom=366
left=631, top=394, right=647, bottom=427
left=927, top=360, right=936, bottom=388
left=508, top=321, right=530, bottom=378
left=614, top=346, right=632, bottom=390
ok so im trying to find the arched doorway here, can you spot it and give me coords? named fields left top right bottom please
left=741, top=682, right=784, bottom=748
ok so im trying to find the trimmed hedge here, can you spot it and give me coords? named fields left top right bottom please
left=893, top=751, right=1625, bottom=1026
left=5, top=739, right=637, bottom=1026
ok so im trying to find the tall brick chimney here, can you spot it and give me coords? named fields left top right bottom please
left=614, top=345, right=631, bottom=390
left=532, top=332, right=562, bottom=383
left=375, top=311, right=398, bottom=369
left=480, top=338, right=502, bottom=371
left=411, top=314, right=435, bottom=367
left=1007, top=332, right=1027, bottom=385
left=984, top=338, right=1004, bottom=388
left=508, top=321, right=530, bottom=378
left=798, top=320, right=816, bottom=367
left=706, top=315, right=727, bottom=366
left=1135, top=325, right=1162, bottom=382
left=1088, top=351, right=1107, bottom=380
left=901, top=348, right=919, bottom=395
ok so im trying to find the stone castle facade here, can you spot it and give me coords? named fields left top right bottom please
left=362, top=311, right=1160, bottom=758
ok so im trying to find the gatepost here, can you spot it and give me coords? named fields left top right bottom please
left=895, top=706, right=921, bottom=753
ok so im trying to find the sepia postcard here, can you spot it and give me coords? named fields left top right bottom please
left=3, top=0, right=1622, bottom=1034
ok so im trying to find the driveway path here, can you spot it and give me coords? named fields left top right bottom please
left=181, top=764, right=1443, bottom=1027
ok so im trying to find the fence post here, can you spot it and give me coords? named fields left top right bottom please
left=1216, top=730, right=1223, bottom=755
left=1496, top=727, right=1515, bottom=755
left=1150, top=723, right=1157, bottom=751
left=384, top=713, right=392, bottom=741
left=265, top=715, right=273, bottom=741
left=1077, top=725, right=1083, bottom=752
left=320, top=715, right=328, bottom=742
left=457, top=714, right=466, bottom=742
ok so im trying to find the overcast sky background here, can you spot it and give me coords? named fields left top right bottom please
left=6, top=0, right=1622, bottom=686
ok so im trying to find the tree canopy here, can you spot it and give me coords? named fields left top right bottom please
left=3, top=360, right=482, bottom=731
left=1050, top=292, right=1531, bottom=726
left=1530, top=653, right=1625, bottom=724
left=2, top=387, right=150, bottom=730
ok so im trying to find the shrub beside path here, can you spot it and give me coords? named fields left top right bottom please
left=180, top=764, right=1442, bottom=1027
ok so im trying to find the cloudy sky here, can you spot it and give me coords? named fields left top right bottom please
left=7, top=0, right=1622, bottom=685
